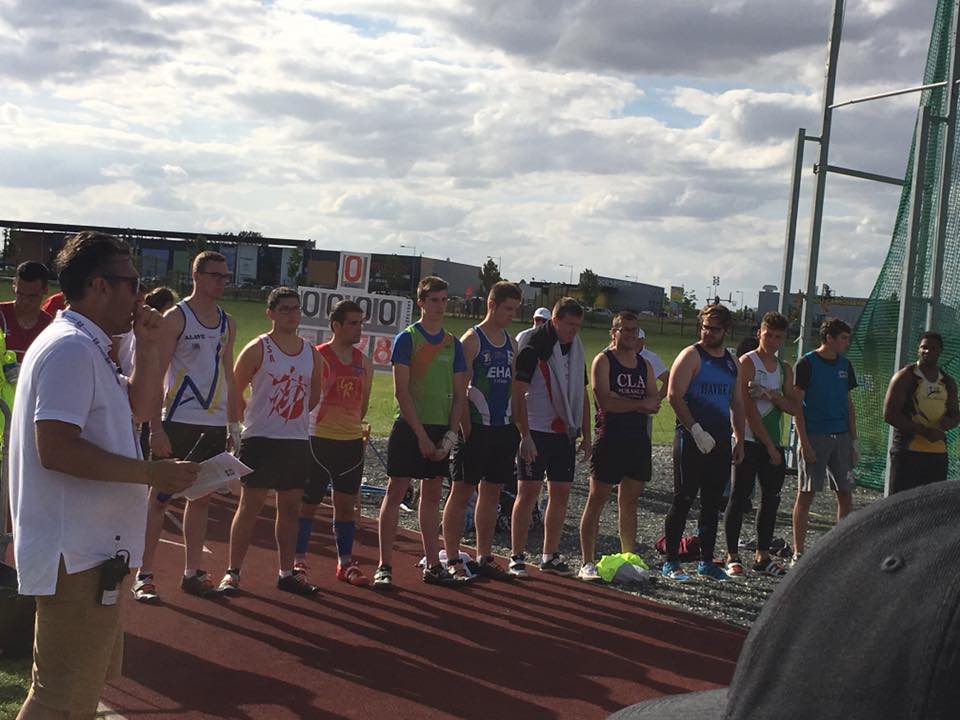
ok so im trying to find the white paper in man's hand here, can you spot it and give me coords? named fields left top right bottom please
left=175, top=452, right=253, bottom=501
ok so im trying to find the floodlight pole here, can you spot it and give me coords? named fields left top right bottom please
left=928, top=0, right=960, bottom=329
left=799, top=0, right=844, bottom=358
left=779, top=128, right=806, bottom=317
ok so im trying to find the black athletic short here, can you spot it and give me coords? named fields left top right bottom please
left=590, top=433, right=652, bottom=485
left=517, top=430, right=576, bottom=483
left=888, top=450, right=948, bottom=495
left=160, top=420, right=227, bottom=461
left=452, top=425, right=520, bottom=485
left=306, top=437, right=365, bottom=502
left=239, top=437, right=310, bottom=492
left=386, top=419, right=451, bottom=480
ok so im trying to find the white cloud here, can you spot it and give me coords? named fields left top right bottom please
left=0, top=0, right=940, bottom=301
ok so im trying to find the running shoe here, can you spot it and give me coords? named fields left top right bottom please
left=754, top=558, right=788, bottom=578
left=132, top=573, right=159, bottom=603
left=372, top=564, right=393, bottom=590
left=661, top=561, right=691, bottom=582
left=470, top=556, right=513, bottom=581
left=181, top=570, right=219, bottom=598
left=293, top=559, right=310, bottom=574
left=724, top=560, right=746, bottom=579
left=539, top=553, right=574, bottom=576
left=218, top=570, right=240, bottom=596
left=578, top=563, right=602, bottom=582
left=697, top=561, right=730, bottom=582
left=336, top=562, right=370, bottom=587
left=422, top=563, right=468, bottom=586
left=278, top=570, right=320, bottom=596
left=400, top=486, right=416, bottom=513
left=508, top=554, right=529, bottom=578
left=446, top=559, right=476, bottom=584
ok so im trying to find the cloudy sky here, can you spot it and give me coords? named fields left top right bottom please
left=0, top=0, right=940, bottom=303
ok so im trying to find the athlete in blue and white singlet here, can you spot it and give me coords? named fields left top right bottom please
left=443, top=282, right=522, bottom=582
left=162, top=300, right=229, bottom=425
left=661, top=305, right=745, bottom=583
left=135, top=252, right=238, bottom=602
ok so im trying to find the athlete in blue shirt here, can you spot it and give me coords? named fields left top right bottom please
left=662, top=303, right=745, bottom=582
left=791, top=318, right=859, bottom=564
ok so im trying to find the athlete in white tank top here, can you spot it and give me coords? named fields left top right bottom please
left=218, top=290, right=323, bottom=597
left=138, top=253, right=238, bottom=600
left=744, top=350, right=782, bottom=443
left=242, top=334, right=314, bottom=440
left=162, top=300, right=229, bottom=425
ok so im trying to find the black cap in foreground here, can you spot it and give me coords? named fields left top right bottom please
left=609, top=481, right=960, bottom=720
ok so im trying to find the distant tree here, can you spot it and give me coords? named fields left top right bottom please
left=681, top=290, right=699, bottom=319
left=185, top=235, right=210, bottom=264
left=578, top=269, right=601, bottom=309
left=479, top=258, right=502, bottom=294
left=287, top=247, right=304, bottom=286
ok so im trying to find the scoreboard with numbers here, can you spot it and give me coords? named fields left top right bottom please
left=298, top=252, right=413, bottom=370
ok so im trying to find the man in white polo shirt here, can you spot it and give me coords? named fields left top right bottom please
left=9, top=231, right=199, bottom=720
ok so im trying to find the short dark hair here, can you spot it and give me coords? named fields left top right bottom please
left=488, top=281, right=521, bottom=306
left=612, top=310, right=638, bottom=329
left=920, top=331, right=945, bottom=349
left=330, top=299, right=364, bottom=326
left=761, top=311, right=788, bottom=332
left=700, top=303, right=733, bottom=329
left=417, top=276, right=448, bottom=301
left=267, top=286, right=300, bottom=310
left=16, top=261, right=48, bottom=285
left=55, top=231, right=132, bottom=303
left=193, top=250, right=227, bottom=274
left=145, top=286, right=178, bottom=312
left=553, top=297, right=584, bottom=320
left=820, top=317, right=852, bottom=343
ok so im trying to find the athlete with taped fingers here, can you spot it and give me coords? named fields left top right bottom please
left=375, top=276, right=469, bottom=589
left=218, top=288, right=323, bottom=597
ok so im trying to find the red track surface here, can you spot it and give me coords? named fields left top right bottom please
left=103, top=496, right=744, bottom=720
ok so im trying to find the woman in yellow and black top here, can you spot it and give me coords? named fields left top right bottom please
left=883, top=331, right=959, bottom=495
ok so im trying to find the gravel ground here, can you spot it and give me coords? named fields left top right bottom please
left=358, top=441, right=880, bottom=629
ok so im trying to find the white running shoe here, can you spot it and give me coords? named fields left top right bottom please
left=578, top=563, right=601, bottom=582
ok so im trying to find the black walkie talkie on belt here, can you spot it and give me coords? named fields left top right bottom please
left=98, top=536, right=131, bottom=606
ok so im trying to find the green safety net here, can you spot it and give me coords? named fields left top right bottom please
left=847, top=0, right=958, bottom=488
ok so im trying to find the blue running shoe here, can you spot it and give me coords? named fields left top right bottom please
left=661, top=561, right=691, bottom=582
left=697, top=561, right=730, bottom=582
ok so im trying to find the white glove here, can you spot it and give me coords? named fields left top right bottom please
left=438, top=429, right=458, bottom=455
left=690, top=423, right=716, bottom=455
left=747, top=381, right=768, bottom=399
left=228, top=422, right=242, bottom=452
